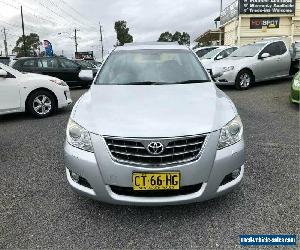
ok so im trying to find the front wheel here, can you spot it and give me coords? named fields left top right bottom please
left=27, top=90, right=57, bottom=118
left=235, top=70, right=253, bottom=90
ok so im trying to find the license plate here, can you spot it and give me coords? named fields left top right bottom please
left=132, top=172, right=180, bottom=191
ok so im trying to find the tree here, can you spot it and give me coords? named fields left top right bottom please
left=179, top=32, right=190, bottom=46
left=172, top=31, right=182, bottom=43
left=114, top=20, right=133, bottom=46
left=158, top=31, right=173, bottom=42
left=13, top=33, right=40, bottom=57
left=157, top=31, right=191, bottom=45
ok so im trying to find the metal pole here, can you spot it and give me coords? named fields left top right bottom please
left=74, top=28, right=78, bottom=53
left=3, top=28, right=8, bottom=56
left=21, top=5, right=26, bottom=56
left=219, top=0, right=223, bottom=45
left=99, top=22, right=104, bottom=61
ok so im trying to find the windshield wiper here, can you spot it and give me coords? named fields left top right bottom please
left=171, top=80, right=210, bottom=84
left=124, top=81, right=167, bottom=85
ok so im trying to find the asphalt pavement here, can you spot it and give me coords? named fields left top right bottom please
left=0, top=80, right=299, bottom=249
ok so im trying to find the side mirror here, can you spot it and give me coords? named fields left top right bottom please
left=260, top=53, right=270, bottom=59
left=0, top=69, right=7, bottom=78
left=79, top=69, right=93, bottom=81
left=216, top=55, right=223, bottom=60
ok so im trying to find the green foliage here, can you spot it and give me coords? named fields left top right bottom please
left=13, top=33, right=40, bottom=57
left=158, top=31, right=190, bottom=45
left=114, top=20, right=133, bottom=46
left=158, top=32, right=173, bottom=42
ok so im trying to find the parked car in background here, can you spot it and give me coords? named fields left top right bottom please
left=0, top=56, right=10, bottom=65
left=0, top=63, right=72, bottom=118
left=290, top=70, right=300, bottom=104
left=64, top=42, right=245, bottom=205
left=194, top=46, right=220, bottom=58
left=74, top=59, right=98, bottom=76
left=12, top=57, right=93, bottom=87
left=211, top=39, right=291, bottom=90
left=200, top=46, right=238, bottom=71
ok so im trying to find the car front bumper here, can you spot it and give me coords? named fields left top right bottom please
left=212, top=69, right=237, bottom=86
left=57, top=87, right=72, bottom=108
left=64, top=131, right=245, bottom=206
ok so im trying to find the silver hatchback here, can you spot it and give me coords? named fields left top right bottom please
left=64, top=43, right=245, bottom=205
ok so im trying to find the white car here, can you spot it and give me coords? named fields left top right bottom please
left=0, top=63, right=72, bottom=118
left=200, top=46, right=238, bottom=70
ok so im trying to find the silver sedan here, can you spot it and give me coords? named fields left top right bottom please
left=64, top=42, right=245, bottom=205
left=211, top=39, right=291, bottom=90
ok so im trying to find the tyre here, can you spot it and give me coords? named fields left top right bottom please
left=235, top=70, right=253, bottom=90
left=27, top=90, right=57, bottom=118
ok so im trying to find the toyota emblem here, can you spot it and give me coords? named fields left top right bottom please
left=147, top=142, right=164, bottom=155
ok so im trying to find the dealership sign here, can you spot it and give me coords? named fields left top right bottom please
left=75, top=51, right=94, bottom=60
left=250, top=17, right=280, bottom=29
left=240, top=0, right=295, bottom=14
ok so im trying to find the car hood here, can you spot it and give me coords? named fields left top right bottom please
left=19, top=72, right=59, bottom=81
left=72, top=83, right=237, bottom=138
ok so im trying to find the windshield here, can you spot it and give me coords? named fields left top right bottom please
left=95, top=49, right=209, bottom=85
left=230, top=43, right=266, bottom=57
left=202, top=48, right=223, bottom=59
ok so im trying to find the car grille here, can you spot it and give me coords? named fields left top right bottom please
left=105, top=135, right=206, bottom=166
left=110, top=183, right=203, bottom=197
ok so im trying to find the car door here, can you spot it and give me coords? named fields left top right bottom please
left=254, top=42, right=283, bottom=81
left=39, top=57, right=62, bottom=79
left=57, top=58, right=81, bottom=84
left=0, top=69, right=20, bottom=113
left=276, top=41, right=291, bottom=77
left=19, top=58, right=38, bottom=73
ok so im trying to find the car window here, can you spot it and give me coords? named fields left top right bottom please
left=59, top=58, right=79, bottom=69
left=261, top=42, right=286, bottom=57
left=23, top=59, right=36, bottom=67
left=40, top=57, right=59, bottom=68
left=95, top=49, right=209, bottom=85
left=277, top=41, right=287, bottom=55
left=196, top=48, right=216, bottom=58
left=230, top=43, right=266, bottom=57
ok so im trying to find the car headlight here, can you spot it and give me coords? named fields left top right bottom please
left=293, top=77, right=300, bottom=88
left=218, top=115, right=243, bottom=150
left=50, top=79, right=68, bottom=86
left=223, top=66, right=235, bottom=72
left=66, top=119, right=94, bottom=152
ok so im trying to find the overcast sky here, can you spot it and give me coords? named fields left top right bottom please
left=0, top=0, right=233, bottom=60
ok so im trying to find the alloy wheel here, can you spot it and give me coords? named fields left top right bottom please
left=33, top=95, right=52, bottom=115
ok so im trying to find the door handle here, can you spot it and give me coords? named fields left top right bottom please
left=276, top=58, right=281, bottom=61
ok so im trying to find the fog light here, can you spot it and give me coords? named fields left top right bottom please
left=231, top=168, right=241, bottom=179
left=70, top=171, right=80, bottom=183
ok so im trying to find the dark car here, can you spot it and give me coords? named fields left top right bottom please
left=12, top=57, right=92, bottom=87
left=74, top=59, right=98, bottom=76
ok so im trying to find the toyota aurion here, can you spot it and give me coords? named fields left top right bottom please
left=64, top=42, right=245, bottom=205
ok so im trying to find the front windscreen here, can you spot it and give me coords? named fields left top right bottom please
left=230, top=43, right=266, bottom=57
left=95, top=49, right=209, bottom=85
left=202, top=48, right=223, bottom=59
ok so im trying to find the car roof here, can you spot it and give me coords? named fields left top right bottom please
left=114, top=42, right=190, bottom=51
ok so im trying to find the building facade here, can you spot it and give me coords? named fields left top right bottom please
left=221, top=0, right=300, bottom=46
